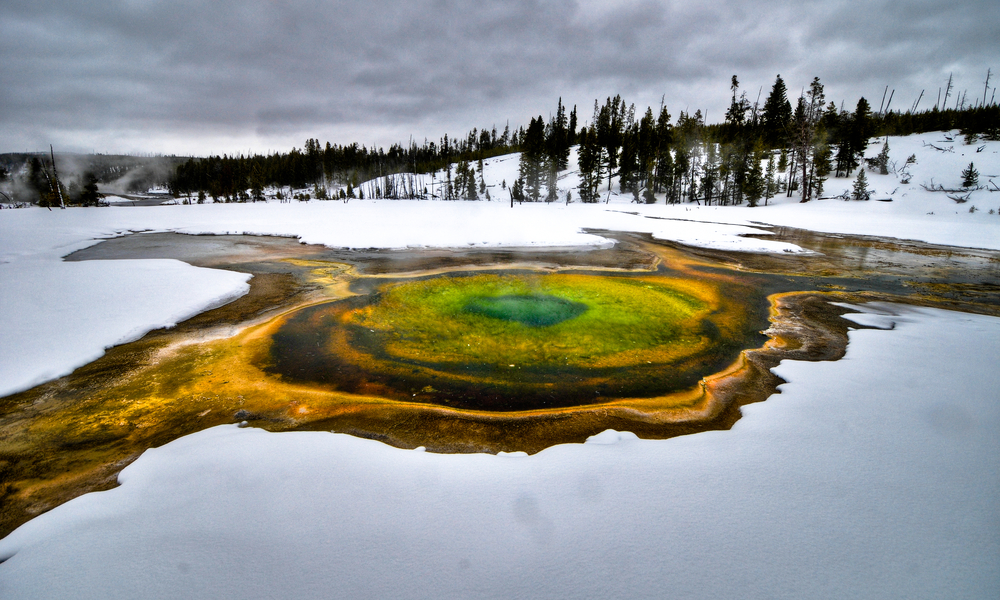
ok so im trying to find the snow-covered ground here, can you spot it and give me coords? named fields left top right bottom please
left=0, top=260, right=250, bottom=396
left=1, top=304, right=997, bottom=599
left=0, top=130, right=998, bottom=598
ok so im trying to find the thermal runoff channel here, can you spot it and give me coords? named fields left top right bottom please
left=267, top=272, right=754, bottom=411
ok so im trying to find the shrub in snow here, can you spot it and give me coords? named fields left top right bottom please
left=876, top=140, right=891, bottom=175
left=961, top=162, right=979, bottom=188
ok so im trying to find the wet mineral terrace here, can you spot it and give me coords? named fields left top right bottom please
left=1, top=225, right=999, bottom=538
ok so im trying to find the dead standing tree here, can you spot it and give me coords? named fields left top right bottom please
left=794, top=78, right=825, bottom=202
left=49, top=145, right=66, bottom=209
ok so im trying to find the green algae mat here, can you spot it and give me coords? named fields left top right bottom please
left=266, top=272, right=751, bottom=410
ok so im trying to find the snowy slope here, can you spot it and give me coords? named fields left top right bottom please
left=447, top=130, right=1000, bottom=250
left=1, top=304, right=997, bottom=599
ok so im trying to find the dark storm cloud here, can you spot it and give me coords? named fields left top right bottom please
left=1, top=0, right=996, bottom=155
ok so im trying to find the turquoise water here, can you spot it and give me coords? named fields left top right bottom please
left=463, top=294, right=588, bottom=327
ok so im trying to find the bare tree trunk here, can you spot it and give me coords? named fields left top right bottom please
left=984, top=69, right=992, bottom=108
left=50, top=145, right=66, bottom=209
left=786, top=150, right=797, bottom=198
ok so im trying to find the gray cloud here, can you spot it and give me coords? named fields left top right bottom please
left=1, top=0, right=996, bottom=155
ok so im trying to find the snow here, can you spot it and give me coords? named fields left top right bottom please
left=0, top=260, right=250, bottom=396
left=0, top=129, right=998, bottom=597
left=1, top=304, right=997, bottom=599
left=0, top=205, right=253, bottom=398
left=690, top=131, right=1000, bottom=250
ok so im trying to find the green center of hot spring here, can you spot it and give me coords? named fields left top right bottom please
left=265, top=271, right=752, bottom=410
left=463, top=294, right=587, bottom=327
left=347, top=273, right=716, bottom=369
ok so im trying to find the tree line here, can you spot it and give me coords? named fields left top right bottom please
left=164, top=74, right=997, bottom=207
left=561, top=75, right=999, bottom=206
left=169, top=122, right=535, bottom=202
left=6, top=74, right=996, bottom=208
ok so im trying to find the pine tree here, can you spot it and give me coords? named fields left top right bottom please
left=848, top=98, right=872, bottom=171
left=961, top=162, right=979, bottom=188
left=478, top=158, right=486, bottom=196
left=547, top=98, right=571, bottom=171
left=577, top=126, right=602, bottom=203
left=875, top=139, right=890, bottom=175
left=545, top=159, right=558, bottom=202
left=701, top=143, right=718, bottom=206
left=568, top=105, right=578, bottom=145
left=762, top=75, right=792, bottom=148
left=618, top=123, right=640, bottom=194
left=852, top=168, right=869, bottom=200
left=518, top=116, right=546, bottom=201
left=511, top=177, right=525, bottom=202
left=79, top=173, right=101, bottom=206
left=745, top=147, right=765, bottom=207
left=813, top=140, right=832, bottom=198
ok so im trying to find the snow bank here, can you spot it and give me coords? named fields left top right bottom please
left=0, top=260, right=250, bottom=397
left=1, top=304, right=997, bottom=599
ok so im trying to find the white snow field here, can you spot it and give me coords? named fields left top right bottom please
left=0, top=304, right=997, bottom=599
left=0, top=130, right=998, bottom=598
left=0, top=259, right=251, bottom=397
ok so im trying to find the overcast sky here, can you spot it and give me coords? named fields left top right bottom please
left=1, top=0, right=996, bottom=156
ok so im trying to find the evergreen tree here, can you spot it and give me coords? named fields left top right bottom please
left=852, top=168, right=869, bottom=200
left=618, top=122, right=640, bottom=194
left=637, top=107, right=657, bottom=192
left=577, top=126, right=602, bottom=203
left=848, top=98, right=872, bottom=169
left=701, top=143, right=719, bottom=206
left=28, top=157, right=49, bottom=205
left=568, top=105, right=578, bottom=145
left=875, top=139, right=890, bottom=175
left=813, top=139, right=832, bottom=198
left=961, top=162, right=979, bottom=188
left=518, top=116, right=546, bottom=201
left=653, top=104, right=674, bottom=195
left=744, top=147, right=765, bottom=207
left=594, top=96, right=627, bottom=190
left=511, top=177, right=525, bottom=202
left=546, top=98, right=571, bottom=171
left=764, top=152, right=776, bottom=205
left=762, top=75, right=792, bottom=148
left=79, top=173, right=101, bottom=206
left=478, top=161, right=487, bottom=196
left=250, top=167, right=266, bottom=202
left=834, top=137, right=854, bottom=178
left=545, top=160, right=558, bottom=202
